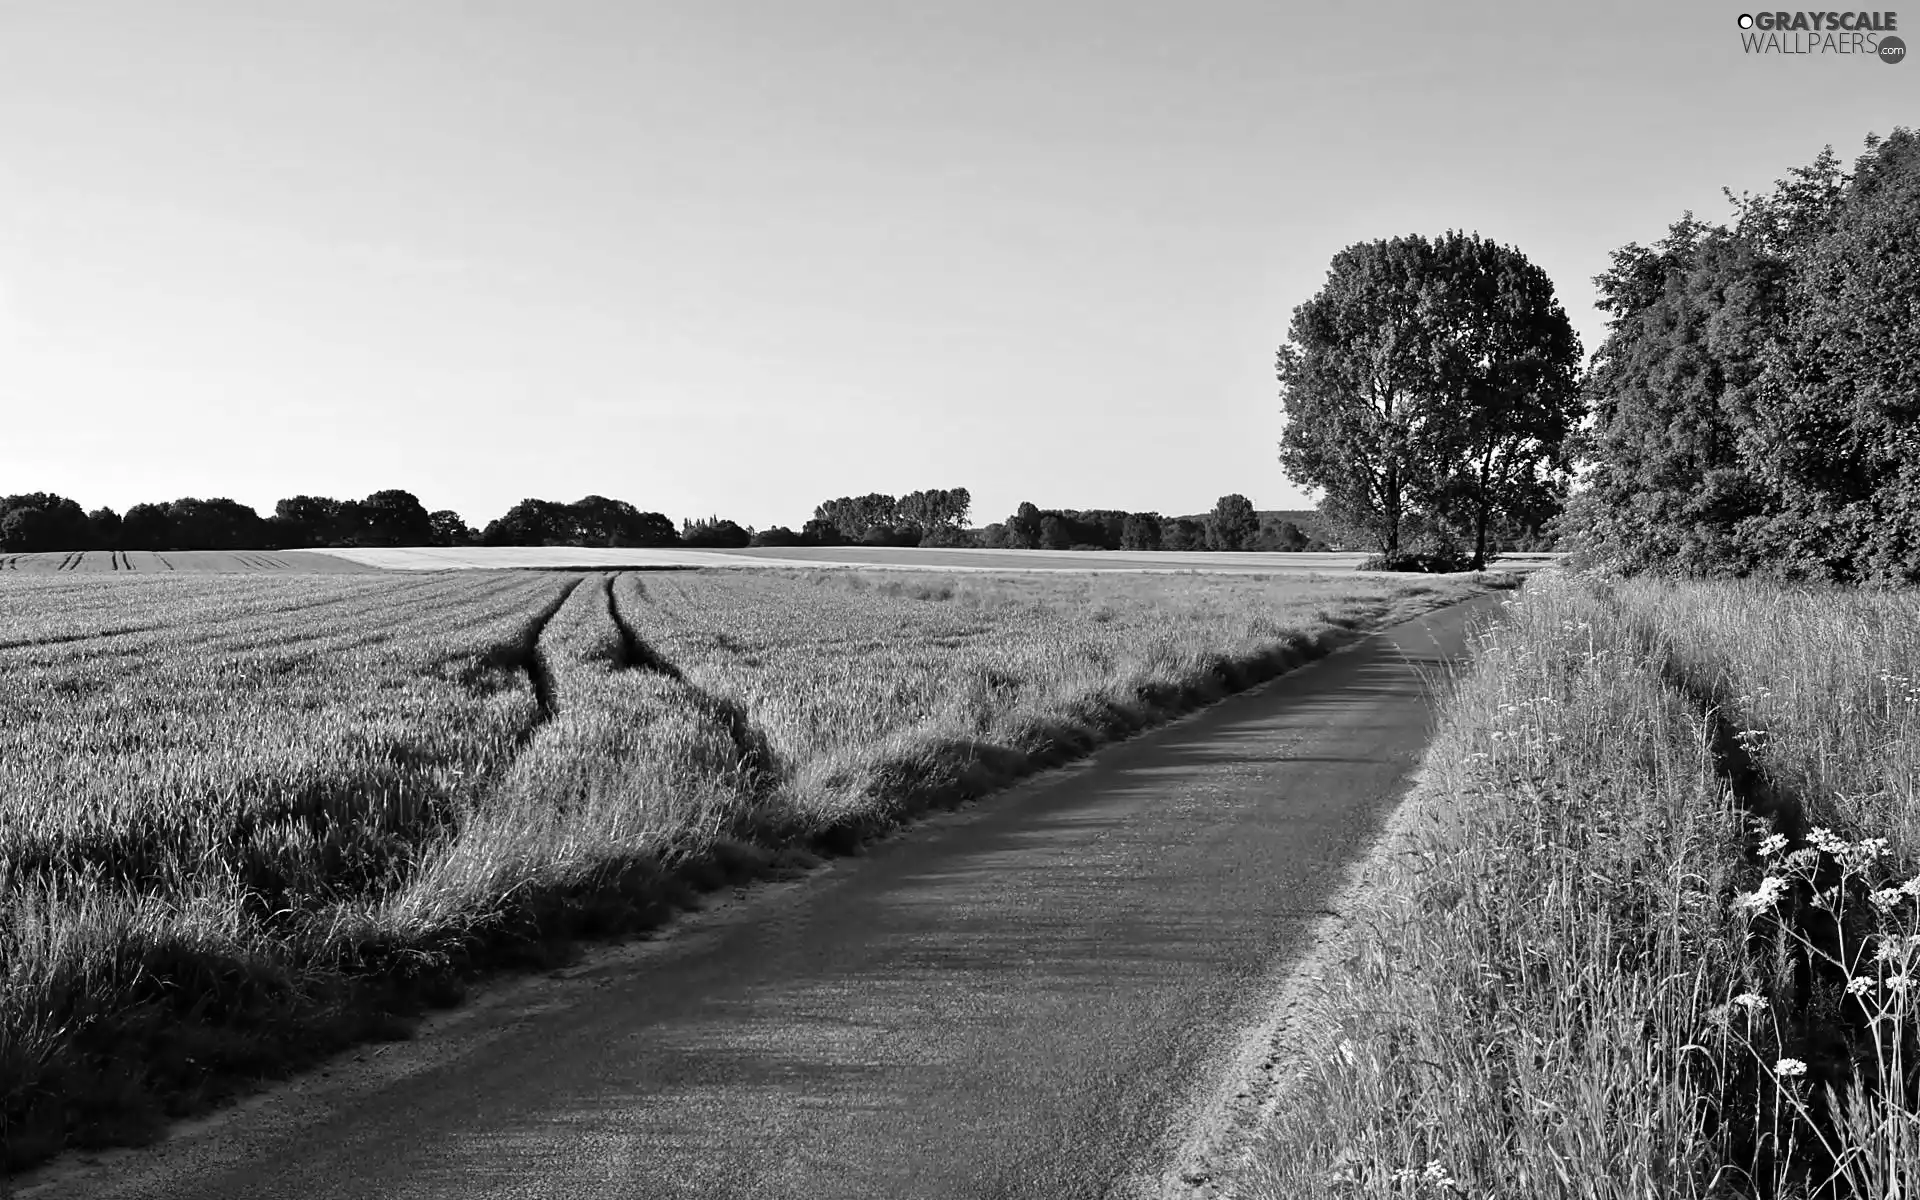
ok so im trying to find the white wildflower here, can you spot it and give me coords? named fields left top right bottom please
left=1736, top=876, right=1789, bottom=913
left=1849, top=976, right=1876, bottom=996
left=1734, top=992, right=1770, bottom=1013
left=1775, top=1057, right=1809, bottom=1078
left=1758, top=833, right=1790, bottom=858
left=1872, top=888, right=1907, bottom=912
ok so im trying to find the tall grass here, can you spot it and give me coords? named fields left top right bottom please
left=1242, top=570, right=1920, bottom=1198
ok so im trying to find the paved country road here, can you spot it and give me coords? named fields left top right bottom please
left=16, top=593, right=1504, bottom=1200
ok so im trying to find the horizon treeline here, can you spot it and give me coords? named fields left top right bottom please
left=1560, top=126, right=1920, bottom=584
left=0, top=486, right=1457, bottom=555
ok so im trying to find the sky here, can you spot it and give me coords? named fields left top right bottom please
left=0, top=2, right=1911, bottom=531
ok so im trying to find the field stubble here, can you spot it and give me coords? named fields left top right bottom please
left=0, top=565, right=1492, bottom=1173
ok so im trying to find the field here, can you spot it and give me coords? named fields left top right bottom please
left=0, top=565, right=1492, bottom=1170
left=0, top=550, right=369, bottom=573
left=1243, top=570, right=1920, bottom=1198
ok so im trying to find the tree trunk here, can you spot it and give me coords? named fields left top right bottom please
left=1471, top=443, right=1495, bottom=569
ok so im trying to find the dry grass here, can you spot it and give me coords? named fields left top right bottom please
left=0, top=566, right=1488, bottom=1173
left=1241, top=570, right=1920, bottom=1199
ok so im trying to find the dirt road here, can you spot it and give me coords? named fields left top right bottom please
left=18, top=594, right=1502, bottom=1200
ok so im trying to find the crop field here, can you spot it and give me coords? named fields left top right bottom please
left=0, top=550, right=369, bottom=573
left=0, top=565, right=1490, bottom=1169
left=313, top=544, right=1560, bottom=574
left=1245, top=571, right=1920, bottom=1198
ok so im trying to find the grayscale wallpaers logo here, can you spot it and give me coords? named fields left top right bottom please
left=1736, top=11, right=1904, bottom=59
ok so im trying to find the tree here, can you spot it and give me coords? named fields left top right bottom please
left=0, top=493, right=90, bottom=552
left=1747, top=129, right=1920, bottom=582
left=896, top=487, right=973, bottom=539
left=428, top=510, right=475, bottom=547
left=800, top=517, right=843, bottom=546
left=751, top=525, right=803, bottom=547
left=359, top=489, right=434, bottom=546
left=0, top=506, right=50, bottom=552
left=161, top=498, right=267, bottom=550
left=1557, top=131, right=1920, bottom=583
left=272, top=495, right=362, bottom=546
left=1038, top=514, right=1073, bottom=550
left=88, top=506, right=122, bottom=547
left=681, top=515, right=751, bottom=548
left=1257, top=518, right=1310, bottom=552
left=1120, top=512, right=1163, bottom=550
left=481, top=499, right=575, bottom=546
left=1278, top=237, right=1448, bottom=554
left=1001, top=502, right=1043, bottom=549
left=1161, top=517, right=1207, bottom=551
left=567, top=495, right=676, bottom=547
left=121, top=503, right=172, bottom=550
left=813, top=493, right=898, bottom=542
left=1206, top=494, right=1259, bottom=550
left=1417, top=232, right=1585, bottom=567
left=1277, top=232, right=1581, bottom=560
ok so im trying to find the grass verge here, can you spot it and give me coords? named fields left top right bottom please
left=1239, top=568, right=1920, bottom=1199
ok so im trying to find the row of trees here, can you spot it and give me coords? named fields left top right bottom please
left=972, top=495, right=1328, bottom=552
left=0, top=490, right=470, bottom=553
left=1557, top=128, right=1920, bottom=584
left=0, top=485, right=1357, bottom=555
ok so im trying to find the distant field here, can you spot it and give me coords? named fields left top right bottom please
left=313, top=545, right=1563, bottom=573
left=0, top=545, right=1564, bottom=574
left=0, top=565, right=1497, bottom=1169
left=0, top=549, right=370, bottom=572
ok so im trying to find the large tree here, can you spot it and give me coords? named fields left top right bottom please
left=1278, top=232, right=1581, bottom=561
left=358, top=489, right=435, bottom=547
left=1419, top=232, right=1585, bottom=567
left=1206, top=494, right=1259, bottom=550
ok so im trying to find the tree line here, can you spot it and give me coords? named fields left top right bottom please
left=0, top=486, right=1349, bottom=554
left=1556, top=128, right=1920, bottom=584
left=1275, top=125, right=1919, bottom=582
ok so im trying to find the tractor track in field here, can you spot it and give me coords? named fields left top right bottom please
left=518, top=577, right=586, bottom=726
left=606, top=571, right=781, bottom=785
left=604, top=572, right=684, bottom=679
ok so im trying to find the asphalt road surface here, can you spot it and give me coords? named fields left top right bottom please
left=21, top=593, right=1503, bottom=1200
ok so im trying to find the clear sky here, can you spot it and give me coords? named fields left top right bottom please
left=0, top=2, right=1910, bottom=531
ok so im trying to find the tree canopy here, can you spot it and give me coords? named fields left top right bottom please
left=1277, top=231, right=1583, bottom=564
left=1560, top=127, right=1920, bottom=584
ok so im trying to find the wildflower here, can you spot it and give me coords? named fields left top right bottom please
left=1849, top=976, right=1876, bottom=996
left=1809, top=827, right=1848, bottom=855
left=1775, top=1058, right=1809, bottom=1078
left=1878, top=941, right=1904, bottom=963
left=1901, top=876, right=1920, bottom=898
left=1873, top=888, right=1908, bottom=912
left=1735, top=876, right=1789, bottom=913
left=1889, top=973, right=1912, bottom=994
left=1733, top=993, right=1770, bottom=1013
left=1422, top=1160, right=1458, bottom=1188
left=1758, top=833, right=1789, bottom=858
